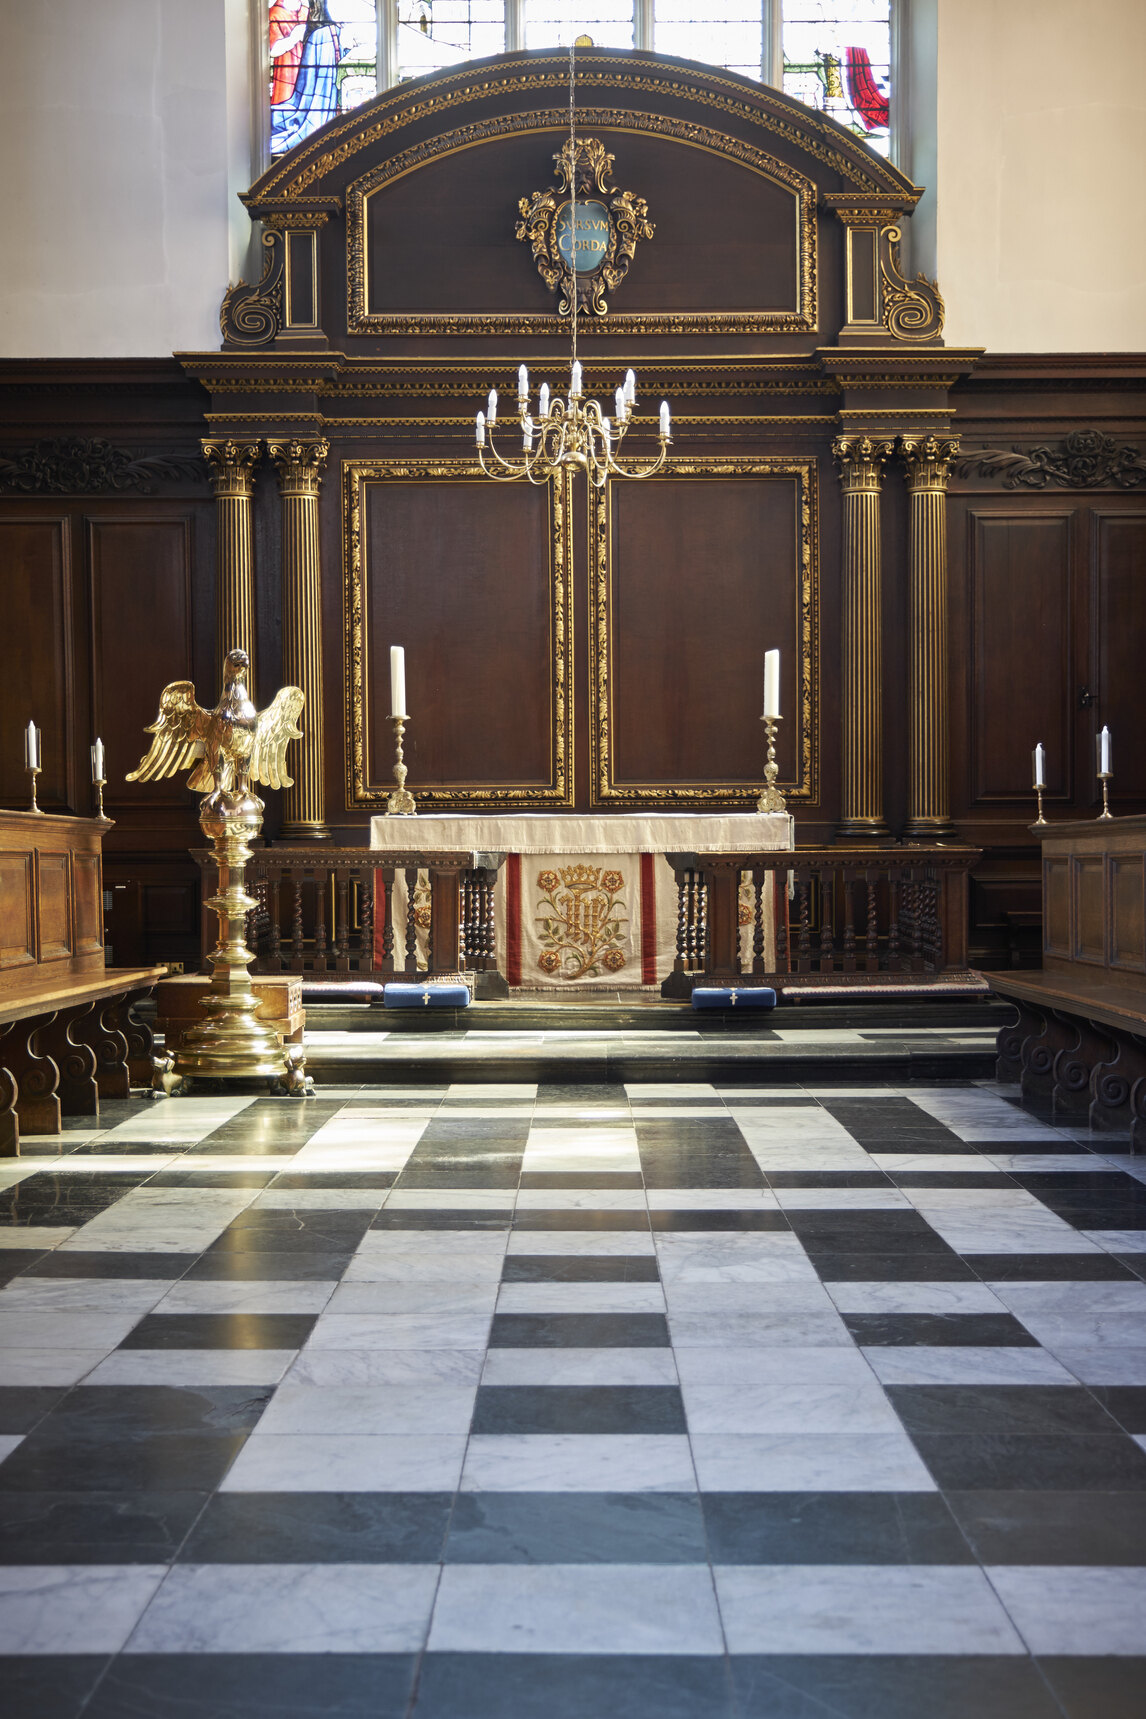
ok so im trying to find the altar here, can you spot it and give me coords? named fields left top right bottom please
left=369, top=812, right=793, bottom=990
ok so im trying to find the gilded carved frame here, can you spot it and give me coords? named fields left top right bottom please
left=343, top=459, right=574, bottom=809
left=345, top=109, right=817, bottom=337
left=590, top=456, right=820, bottom=807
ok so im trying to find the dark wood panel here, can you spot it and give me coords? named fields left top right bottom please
left=1094, top=511, right=1146, bottom=800
left=88, top=516, right=195, bottom=810
left=0, top=518, right=71, bottom=809
left=37, top=852, right=73, bottom=962
left=0, top=853, right=35, bottom=971
left=969, top=511, right=1074, bottom=804
left=362, top=479, right=556, bottom=789
left=365, top=129, right=800, bottom=316
left=607, top=475, right=799, bottom=786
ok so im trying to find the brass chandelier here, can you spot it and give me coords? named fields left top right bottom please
left=474, top=41, right=673, bottom=487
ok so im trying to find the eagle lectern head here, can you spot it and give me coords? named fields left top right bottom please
left=223, top=649, right=250, bottom=681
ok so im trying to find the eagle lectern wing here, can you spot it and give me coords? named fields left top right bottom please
left=125, top=681, right=209, bottom=783
left=248, top=686, right=305, bottom=791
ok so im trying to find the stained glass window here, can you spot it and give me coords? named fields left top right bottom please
left=397, top=2, right=504, bottom=83
left=525, top=2, right=635, bottom=52
left=654, top=4, right=764, bottom=82
left=269, top=0, right=378, bottom=158
left=782, top=1, right=891, bottom=155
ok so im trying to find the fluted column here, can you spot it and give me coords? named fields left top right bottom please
left=901, top=435, right=959, bottom=839
left=202, top=440, right=260, bottom=699
left=268, top=438, right=330, bottom=840
left=834, top=435, right=894, bottom=840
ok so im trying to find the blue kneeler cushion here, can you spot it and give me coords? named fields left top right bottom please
left=691, top=985, right=777, bottom=1010
left=383, top=981, right=472, bottom=1009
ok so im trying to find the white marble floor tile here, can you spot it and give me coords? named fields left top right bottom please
left=127, top=1563, right=440, bottom=1654
left=672, top=1346, right=875, bottom=1387
left=646, top=1190, right=779, bottom=1210
left=714, top=1564, right=1023, bottom=1655
left=772, top=1189, right=910, bottom=1210
left=250, top=1190, right=388, bottom=1211
left=869, top=1155, right=989, bottom=1173
left=826, top=1281, right=1006, bottom=1314
left=0, top=1228, right=76, bottom=1248
left=496, top=1282, right=666, bottom=1314
left=1084, top=1229, right=1146, bottom=1251
left=0, top=1279, right=175, bottom=1314
left=446, top=1083, right=537, bottom=1098
left=506, top=1231, right=656, bottom=1256
left=624, top=1083, right=717, bottom=1097
left=96, top=1098, right=256, bottom=1143
left=480, top=1348, right=679, bottom=1387
left=681, top=1381, right=901, bottom=1436
left=1134, top=1434, right=1146, bottom=1455
left=744, top=1148, right=876, bottom=1172
left=220, top=1433, right=468, bottom=1492
left=626, top=1106, right=728, bottom=1118
left=989, top=1281, right=1146, bottom=1315
left=58, top=1188, right=258, bottom=1254
left=460, top=1434, right=696, bottom=1492
left=0, top=1565, right=167, bottom=1654
left=354, top=1229, right=508, bottom=1256
left=862, top=1346, right=1078, bottom=1386
left=530, top=1106, right=631, bottom=1121
left=0, top=1311, right=142, bottom=1351
left=429, top=1565, right=723, bottom=1656
left=322, top=1283, right=500, bottom=1317
left=981, top=1154, right=1106, bottom=1173
left=669, top=1311, right=851, bottom=1348
left=382, top=1191, right=516, bottom=1211
left=1024, top=1312, right=1146, bottom=1350
left=154, top=1281, right=337, bottom=1315
left=514, top=1189, right=648, bottom=1210
left=662, top=1283, right=837, bottom=1315
left=302, top=1311, right=493, bottom=1349
left=341, top=1254, right=504, bottom=1285
left=84, top=1350, right=297, bottom=1387
left=1054, top=1346, right=1146, bottom=1384
left=985, top=1565, right=1146, bottom=1656
left=0, top=1350, right=106, bottom=1386
left=257, top=1382, right=477, bottom=1436
left=285, top=1347, right=485, bottom=1387
left=691, top=1432, right=936, bottom=1493
left=909, top=1208, right=1101, bottom=1254
left=654, top=1236, right=820, bottom=1284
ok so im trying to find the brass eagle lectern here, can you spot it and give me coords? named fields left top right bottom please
left=128, top=649, right=310, bottom=1094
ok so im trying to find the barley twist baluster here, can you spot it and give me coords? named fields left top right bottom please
left=269, top=869, right=282, bottom=968
left=381, top=869, right=395, bottom=972
left=404, top=866, right=419, bottom=973
left=796, top=876, right=811, bottom=970
left=292, top=874, right=304, bottom=968
left=842, top=871, right=856, bottom=970
left=775, top=869, right=789, bottom=972
left=359, top=870, right=374, bottom=974
left=865, top=878, right=879, bottom=970
left=887, top=874, right=901, bottom=970
left=819, top=870, right=835, bottom=970
left=752, top=867, right=766, bottom=975
left=313, top=871, right=329, bottom=970
left=336, top=872, right=350, bottom=964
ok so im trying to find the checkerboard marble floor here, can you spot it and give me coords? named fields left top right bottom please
left=1, top=1078, right=1145, bottom=1718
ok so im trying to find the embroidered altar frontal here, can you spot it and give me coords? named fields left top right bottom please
left=370, top=814, right=792, bottom=991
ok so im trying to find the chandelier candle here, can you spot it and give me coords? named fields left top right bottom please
left=1032, top=742, right=1048, bottom=826
left=1096, top=726, right=1113, bottom=821
left=764, top=650, right=781, bottom=720
left=390, top=646, right=407, bottom=718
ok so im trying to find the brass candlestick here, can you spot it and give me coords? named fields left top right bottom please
left=26, top=764, right=42, bottom=814
left=1097, top=772, right=1113, bottom=821
left=1032, top=783, right=1048, bottom=827
left=93, top=776, right=107, bottom=820
left=757, top=715, right=787, bottom=814
left=387, top=714, right=417, bottom=815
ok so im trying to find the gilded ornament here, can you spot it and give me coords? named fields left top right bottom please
left=515, top=136, right=653, bottom=317
left=879, top=226, right=945, bottom=343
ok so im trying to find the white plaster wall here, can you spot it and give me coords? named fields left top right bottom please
left=935, top=0, right=1146, bottom=351
left=0, top=0, right=255, bottom=357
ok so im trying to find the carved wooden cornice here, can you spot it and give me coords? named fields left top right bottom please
left=0, top=437, right=204, bottom=495
left=956, top=430, right=1146, bottom=490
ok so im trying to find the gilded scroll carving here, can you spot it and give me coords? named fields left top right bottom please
left=879, top=226, right=944, bottom=343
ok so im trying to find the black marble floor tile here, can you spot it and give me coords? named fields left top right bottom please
left=0, top=1246, right=45, bottom=1283
left=1038, top=1657, right=1146, bottom=1719
left=969, top=1138, right=1099, bottom=1153
left=964, top=1252, right=1140, bottom=1280
left=120, top=1312, right=318, bottom=1349
left=946, top=1488, right=1146, bottom=1564
left=444, top=1491, right=706, bottom=1564
left=889, top=1172, right=1016, bottom=1188
left=786, top=1212, right=957, bottom=1253
left=717, top=1094, right=820, bottom=1106
left=19, top=1250, right=200, bottom=1279
left=0, top=1385, right=69, bottom=1433
left=269, top=1171, right=397, bottom=1188
left=701, top=1490, right=973, bottom=1564
left=887, top=1385, right=1122, bottom=1436
left=1112, top=1252, right=1146, bottom=1279
left=519, top=1171, right=646, bottom=1189
left=0, top=1655, right=111, bottom=1719
left=535, top=1084, right=629, bottom=1103
left=414, top=1653, right=737, bottom=1719
left=371, top=1209, right=513, bottom=1229
left=142, top=1170, right=279, bottom=1188
left=84, top=1654, right=420, bottom=1719
left=730, top=1655, right=1063, bottom=1719
left=489, top=1312, right=671, bottom=1348
left=0, top=1385, right=271, bottom=1493
left=819, top=1098, right=966, bottom=1150
left=910, top=1431, right=1146, bottom=1490
left=501, top=1254, right=661, bottom=1282
left=809, top=1250, right=979, bottom=1281
left=1012, top=1170, right=1140, bottom=1189
left=846, top=1312, right=1040, bottom=1347
left=868, top=1140, right=994, bottom=1156
left=178, top=1490, right=452, bottom=1562
left=209, top=1211, right=376, bottom=1247
left=649, top=1209, right=790, bottom=1231
left=513, top=1209, right=651, bottom=1230
left=639, top=1148, right=767, bottom=1189
left=1085, top=1386, right=1146, bottom=1433
left=765, top=1171, right=894, bottom=1188
left=190, top=1101, right=346, bottom=1154
left=0, top=1488, right=208, bottom=1562
left=182, top=1248, right=354, bottom=1281
left=1035, top=1196, right=1146, bottom=1229
left=472, top=1384, right=686, bottom=1434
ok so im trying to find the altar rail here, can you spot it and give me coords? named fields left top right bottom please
left=194, top=844, right=978, bottom=991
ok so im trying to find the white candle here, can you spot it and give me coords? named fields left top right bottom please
left=570, top=360, right=582, bottom=399
left=659, top=400, right=671, bottom=439
left=615, top=385, right=626, bottom=422
left=763, top=650, right=781, bottom=719
left=538, top=382, right=550, bottom=418
left=1098, top=726, right=1112, bottom=775
left=390, top=645, right=406, bottom=717
left=523, top=415, right=534, bottom=451
left=91, top=738, right=105, bottom=782
left=602, top=416, right=612, bottom=447
left=475, top=410, right=485, bottom=447
left=24, top=721, right=39, bottom=770
left=517, top=364, right=529, bottom=402
left=624, top=368, right=636, bottom=405
left=1032, top=743, right=1046, bottom=789
left=486, top=388, right=497, bottom=425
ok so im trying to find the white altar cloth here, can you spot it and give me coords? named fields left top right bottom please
left=369, top=811, right=793, bottom=856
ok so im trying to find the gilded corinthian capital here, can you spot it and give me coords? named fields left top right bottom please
left=832, top=435, right=896, bottom=491
left=267, top=439, right=329, bottom=495
left=899, top=435, right=960, bottom=492
left=201, top=439, right=260, bottom=497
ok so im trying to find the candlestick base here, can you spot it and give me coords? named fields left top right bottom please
left=26, top=765, right=43, bottom=814
left=94, top=778, right=107, bottom=821
left=1097, top=773, right=1114, bottom=821
left=1032, top=785, right=1048, bottom=828
left=386, top=714, right=418, bottom=817
left=756, top=716, right=787, bottom=815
